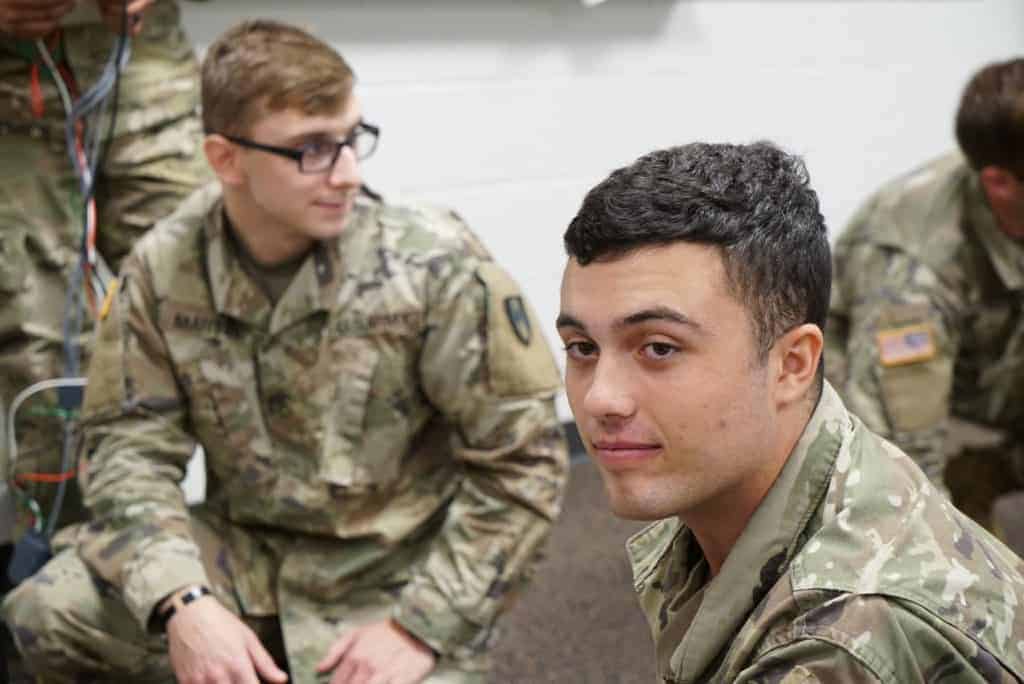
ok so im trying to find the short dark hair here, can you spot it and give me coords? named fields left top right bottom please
left=955, top=58, right=1024, bottom=178
left=564, top=141, right=830, bottom=367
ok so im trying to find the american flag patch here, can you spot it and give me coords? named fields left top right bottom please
left=876, top=323, right=936, bottom=367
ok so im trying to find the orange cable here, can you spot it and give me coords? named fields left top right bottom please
left=15, top=468, right=78, bottom=484
left=29, top=63, right=44, bottom=118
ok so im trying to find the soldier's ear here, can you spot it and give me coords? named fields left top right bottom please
left=772, top=323, right=823, bottom=407
left=203, top=134, right=245, bottom=187
left=979, top=165, right=1022, bottom=208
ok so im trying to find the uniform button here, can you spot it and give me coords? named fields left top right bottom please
left=267, top=392, right=288, bottom=414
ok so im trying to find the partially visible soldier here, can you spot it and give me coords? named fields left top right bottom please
left=0, top=0, right=210, bottom=543
left=558, top=141, right=1024, bottom=682
left=826, top=58, right=1024, bottom=531
left=2, top=19, right=568, bottom=684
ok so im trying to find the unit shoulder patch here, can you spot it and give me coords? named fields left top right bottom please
left=876, top=323, right=936, bottom=367
left=503, top=295, right=532, bottom=346
left=475, top=262, right=560, bottom=397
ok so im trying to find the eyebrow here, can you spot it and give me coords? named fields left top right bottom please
left=281, top=131, right=336, bottom=146
left=556, top=306, right=704, bottom=333
left=282, top=121, right=361, bottom=146
left=619, top=306, right=703, bottom=332
left=555, top=313, right=586, bottom=330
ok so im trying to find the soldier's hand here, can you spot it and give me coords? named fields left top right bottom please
left=94, top=0, right=153, bottom=35
left=166, top=596, right=289, bottom=684
left=317, top=618, right=437, bottom=684
left=0, top=0, right=76, bottom=39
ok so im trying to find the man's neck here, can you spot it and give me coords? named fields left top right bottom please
left=994, top=211, right=1024, bottom=241
left=684, top=399, right=815, bottom=578
left=222, top=191, right=315, bottom=266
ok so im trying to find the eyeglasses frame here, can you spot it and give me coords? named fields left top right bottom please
left=216, top=120, right=380, bottom=174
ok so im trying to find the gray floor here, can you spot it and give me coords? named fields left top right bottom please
left=491, top=460, right=656, bottom=683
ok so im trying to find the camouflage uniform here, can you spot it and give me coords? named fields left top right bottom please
left=1, top=184, right=569, bottom=682
left=0, top=0, right=209, bottom=536
left=825, top=152, right=1024, bottom=528
left=628, top=382, right=1024, bottom=683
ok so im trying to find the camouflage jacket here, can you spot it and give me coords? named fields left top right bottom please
left=825, top=152, right=1024, bottom=485
left=76, top=184, right=569, bottom=660
left=628, top=382, right=1024, bottom=683
left=0, top=0, right=200, bottom=140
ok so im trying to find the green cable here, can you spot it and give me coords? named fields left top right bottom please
left=23, top=406, right=78, bottom=421
left=10, top=485, right=44, bottom=534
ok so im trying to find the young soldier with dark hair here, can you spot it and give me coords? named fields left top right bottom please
left=558, top=141, right=1024, bottom=682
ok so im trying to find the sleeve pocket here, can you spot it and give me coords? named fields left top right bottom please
left=879, top=356, right=953, bottom=432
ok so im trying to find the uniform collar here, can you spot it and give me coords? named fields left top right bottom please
left=628, top=383, right=847, bottom=682
left=964, top=172, right=1024, bottom=291
left=204, top=199, right=370, bottom=335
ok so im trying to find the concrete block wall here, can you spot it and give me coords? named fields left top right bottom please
left=175, top=2, right=1024, bottom=501
left=182, top=0, right=1023, bottom=378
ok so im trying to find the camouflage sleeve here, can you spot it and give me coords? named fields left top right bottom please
left=741, top=593, right=1021, bottom=684
left=737, top=640, right=881, bottom=683
left=75, top=252, right=208, bottom=631
left=830, top=237, right=963, bottom=491
left=391, top=255, right=570, bottom=658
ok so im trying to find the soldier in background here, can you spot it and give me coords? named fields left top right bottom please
left=826, top=58, right=1024, bottom=532
left=0, top=0, right=210, bottom=543
left=558, top=141, right=1024, bottom=682
left=2, top=19, right=569, bottom=684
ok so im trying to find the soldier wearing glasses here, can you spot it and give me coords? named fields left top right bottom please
left=1, top=19, right=569, bottom=684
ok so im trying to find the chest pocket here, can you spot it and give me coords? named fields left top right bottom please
left=316, top=335, right=390, bottom=489
left=179, top=333, right=277, bottom=490
left=170, top=314, right=395, bottom=492
left=230, top=328, right=390, bottom=491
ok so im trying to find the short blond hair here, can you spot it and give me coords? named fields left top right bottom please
left=201, top=20, right=355, bottom=137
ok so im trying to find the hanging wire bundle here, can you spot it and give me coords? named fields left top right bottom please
left=2, top=4, right=133, bottom=544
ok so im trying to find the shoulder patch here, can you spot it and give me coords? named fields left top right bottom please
left=876, top=323, right=936, bottom=367
left=503, top=296, right=532, bottom=346
left=476, top=262, right=560, bottom=397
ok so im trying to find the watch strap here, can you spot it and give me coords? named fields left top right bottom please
left=157, top=585, right=212, bottom=631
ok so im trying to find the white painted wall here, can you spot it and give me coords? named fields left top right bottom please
left=179, top=0, right=1024, bottom=427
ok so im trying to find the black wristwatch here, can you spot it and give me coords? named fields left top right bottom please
left=156, top=585, right=212, bottom=632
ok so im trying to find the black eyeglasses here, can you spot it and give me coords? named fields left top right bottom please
left=219, top=121, right=380, bottom=174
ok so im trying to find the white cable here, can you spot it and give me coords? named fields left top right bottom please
left=33, top=39, right=75, bottom=121
left=7, top=378, right=87, bottom=476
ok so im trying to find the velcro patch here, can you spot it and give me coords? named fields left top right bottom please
left=98, top=278, right=120, bottom=321
left=476, top=262, right=560, bottom=397
left=876, top=323, right=936, bottom=367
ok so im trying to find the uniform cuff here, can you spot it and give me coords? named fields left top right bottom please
left=123, top=551, right=210, bottom=633
left=393, top=582, right=490, bottom=658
